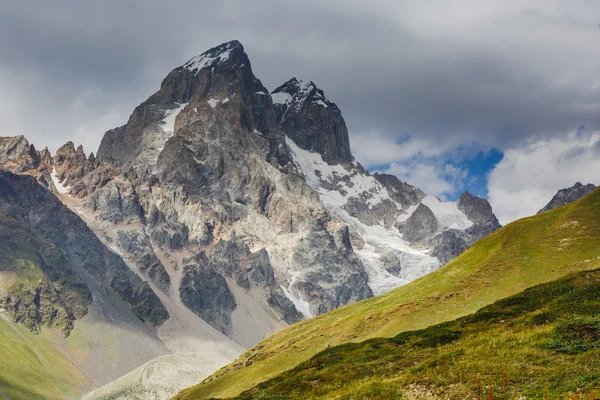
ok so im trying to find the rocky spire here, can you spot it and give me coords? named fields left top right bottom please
left=538, top=182, right=597, bottom=213
left=0, top=135, right=41, bottom=173
left=272, top=78, right=353, bottom=163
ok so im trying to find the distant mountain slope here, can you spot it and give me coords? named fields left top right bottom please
left=177, top=187, right=600, bottom=399
left=230, top=267, right=600, bottom=399
left=538, top=182, right=597, bottom=214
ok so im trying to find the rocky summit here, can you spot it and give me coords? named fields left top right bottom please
left=0, top=40, right=501, bottom=399
left=538, top=182, right=597, bottom=213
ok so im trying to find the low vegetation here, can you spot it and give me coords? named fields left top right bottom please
left=0, top=316, right=86, bottom=399
left=229, top=268, right=600, bottom=399
left=177, top=188, right=600, bottom=399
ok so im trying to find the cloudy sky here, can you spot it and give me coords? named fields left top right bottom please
left=2, top=0, right=600, bottom=224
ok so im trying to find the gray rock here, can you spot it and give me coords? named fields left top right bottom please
left=83, top=179, right=142, bottom=224
left=179, top=261, right=237, bottom=334
left=0, top=135, right=41, bottom=173
left=53, top=142, right=100, bottom=195
left=397, top=203, right=444, bottom=243
left=267, top=290, right=303, bottom=325
left=288, top=229, right=372, bottom=315
left=430, top=229, right=473, bottom=264
left=538, top=182, right=597, bottom=213
left=344, top=197, right=400, bottom=228
left=247, top=249, right=276, bottom=287
left=98, top=40, right=277, bottom=174
left=373, top=173, right=425, bottom=209
left=431, top=191, right=501, bottom=264
left=457, top=191, right=501, bottom=232
left=116, top=231, right=171, bottom=292
left=272, top=78, right=353, bottom=163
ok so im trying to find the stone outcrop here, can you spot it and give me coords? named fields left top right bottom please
left=538, top=182, right=597, bottom=213
left=0, top=135, right=41, bottom=173
left=397, top=203, right=444, bottom=243
left=373, top=173, right=425, bottom=208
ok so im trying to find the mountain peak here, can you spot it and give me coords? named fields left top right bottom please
left=538, top=182, right=597, bottom=214
left=0, top=135, right=41, bottom=173
left=272, top=77, right=350, bottom=163
left=182, top=40, right=246, bottom=73
left=271, top=78, right=337, bottom=112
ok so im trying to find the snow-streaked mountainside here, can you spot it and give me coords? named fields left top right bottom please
left=285, top=137, right=498, bottom=294
left=0, top=40, right=500, bottom=400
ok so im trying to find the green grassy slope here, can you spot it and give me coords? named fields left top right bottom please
left=231, top=268, right=600, bottom=399
left=177, top=188, right=600, bottom=399
left=0, top=315, right=86, bottom=400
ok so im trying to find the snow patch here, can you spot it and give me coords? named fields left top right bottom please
left=207, top=98, right=229, bottom=108
left=155, top=103, right=188, bottom=157
left=336, top=207, right=441, bottom=294
left=161, top=103, right=188, bottom=139
left=183, top=43, right=236, bottom=74
left=51, top=166, right=71, bottom=195
left=280, top=285, right=312, bottom=319
left=396, top=203, right=419, bottom=223
left=421, top=195, right=473, bottom=229
left=271, top=91, right=292, bottom=105
left=285, top=136, right=398, bottom=209
left=280, top=271, right=313, bottom=318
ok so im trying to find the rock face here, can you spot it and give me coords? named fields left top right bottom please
left=397, top=203, right=444, bottom=243
left=272, top=78, right=352, bottom=163
left=97, top=40, right=277, bottom=174
left=0, top=171, right=168, bottom=335
left=0, top=40, right=502, bottom=339
left=0, top=135, right=41, bottom=173
left=180, top=262, right=237, bottom=333
left=284, top=133, right=501, bottom=293
left=538, top=182, right=597, bottom=213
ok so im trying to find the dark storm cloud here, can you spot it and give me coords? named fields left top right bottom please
left=1, top=0, right=600, bottom=159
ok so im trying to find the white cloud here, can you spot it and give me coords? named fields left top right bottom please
left=4, top=1, right=600, bottom=156
left=387, top=162, right=451, bottom=198
left=382, top=161, right=469, bottom=200
left=349, top=130, right=461, bottom=166
left=0, top=66, right=132, bottom=154
left=488, top=130, right=600, bottom=224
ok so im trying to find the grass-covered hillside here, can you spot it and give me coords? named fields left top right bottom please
left=0, top=315, right=87, bottom=399
left=232, top=268, right=600, bottom=399
left=176, top=188, right=600, bottom=399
